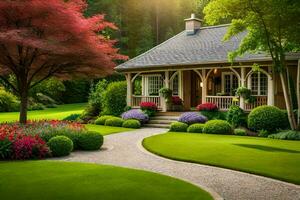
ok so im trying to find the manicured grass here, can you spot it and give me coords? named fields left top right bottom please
left=0, top=103, right=87, bottom=123
left=0, top=161, right=212, bottom=200
left=143, top=133, right=300, bottom=185
left=86, top=124, right=133, bottom=135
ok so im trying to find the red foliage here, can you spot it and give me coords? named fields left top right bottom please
left=196, top=103, right=218, bottom=111
left=140, top=102, right=158, bottom=111
left=171, top=96, right=183, bottom=105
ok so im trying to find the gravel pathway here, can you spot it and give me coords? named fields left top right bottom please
left=53, top=128, right=300, bottom=200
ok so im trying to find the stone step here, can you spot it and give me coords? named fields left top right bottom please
left=151, top=116, right=179, bottom=121
left=148, top=120, right=177, bottom=124
left=144, top=124, right=170, bottom=128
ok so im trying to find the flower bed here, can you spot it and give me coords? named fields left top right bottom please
left=140, top=102, right=157, bottom=116
left=0, top=120, right=103, bottom=160
left=196, top=103, right=218, bottom=111
left=121, top=109, right=149, bottom=124
left=178, top=112, right=207, bottom=125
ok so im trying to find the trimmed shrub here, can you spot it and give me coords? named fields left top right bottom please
left=78, top=131, right=104, bottom=150
left=200, top=110, right=226, bottom=120
left=248, top=105, right=288, bottom=133
left=196, top=103, right=218, bottom=111
left=258, top=129, right=269, bottom=137
left=122, top=119, right=141, bottom=129
left=170, top=122, right=188, bottom=132
left=203, top=120, right=233, bottom=135
left=226, top=105, right=247, bottom=128
left=268, top=130, right=300, bottom=140
left=63, top=114, right=81, bottom=121
left=187, top=123, right=205, bottom=133
left=178, top=112, right=207, bottom=125
left=102, top=81, right=127, bottom=116
left=95, top=115, right=113, bottom=125
left=234, top=128, right=247, bottom=136
left=105, top=117, right=124, bottom=127
left=0, top=88, right=20, bottom=112
left=121, top=109, right=149, bottom=124
left=47, top=136, right=73, bottom=157
left=140, top=102, right=157, bottom=116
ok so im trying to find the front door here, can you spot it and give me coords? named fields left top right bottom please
left=191, top=71, right=201, bottom=107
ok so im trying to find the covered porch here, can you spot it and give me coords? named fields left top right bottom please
left=125, top=65, right=274, bottom=112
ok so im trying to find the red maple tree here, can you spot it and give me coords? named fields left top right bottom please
left=0, top=0, right=127, bottom=123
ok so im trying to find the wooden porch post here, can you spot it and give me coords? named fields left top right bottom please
left=126, top=73, right=132, bottom=107
left=297, top=59, right=300, bottom=126
left=240, top=67, right=246, bottom=109
left=162, top=71, right=170, bottom=112
left=267, top=66, right=274, bottom=106
left=201, top=69, right=207, bottom=103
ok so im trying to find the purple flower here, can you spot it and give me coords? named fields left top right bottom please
left=121, top=109, right=149, bottom=124
left=178, top=112, right=207, bottom=125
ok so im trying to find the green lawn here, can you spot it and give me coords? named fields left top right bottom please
left=0, top=161, right=212, bottom=200
left=86, top=124, right=133, bottom=135
left=0, top=103, right=87, bottom=123
left=143, top=133, right=300, bottom=185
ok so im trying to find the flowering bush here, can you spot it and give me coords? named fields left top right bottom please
left=196, top=103, right=218, bottom=112
left=172, top=96, right=183, bottom=105
left=121, top=109, right=149, bottom=124
left=140, top=102, right=157, bottom=116
left=178, top=112, right=207, bottom=125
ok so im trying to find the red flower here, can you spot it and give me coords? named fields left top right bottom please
left=140, top=102, right=158, bottom=111
left=172, top=96, right=183, bottom=105
left=196, top=103, right=218, bottom=111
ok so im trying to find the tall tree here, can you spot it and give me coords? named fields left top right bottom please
left=0, top=0, right=126, bottom=123
left=204, top=0, right=300, bottom=129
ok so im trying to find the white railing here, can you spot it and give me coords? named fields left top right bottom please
left=244, top=96, right=268, bottom=111
left=132, top=95, right=162, bottom=109
left=206, top=96, right=239, bottom=111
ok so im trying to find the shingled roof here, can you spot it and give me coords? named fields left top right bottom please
left=115, top=24, right=298, bottom=72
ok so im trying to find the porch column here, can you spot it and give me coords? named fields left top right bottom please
left=267, top=66, right=274, bottom=106
left=162, top=71, right=170, bottom=112
left=126, top=73, right=132, bottom=107
left=201, top=69, right=207, bottom=103
left=240, top=67, right=246, bottom=109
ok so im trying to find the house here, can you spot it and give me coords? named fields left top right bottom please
left=115, top=14, right=300, bottom=112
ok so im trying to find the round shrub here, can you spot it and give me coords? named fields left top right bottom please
left=248, top=106, right=288, bottom=133
left=203, top=120, right=233, bottom=135
left=105, top=117, right=124, bottom=127
left=122, top=119, right=141, bottom=129
left=48, top=136, right=73, bottom=157
left=234, top=128, right=247, bottom=136
left=178, top=112, right=207, bottom=125
left=95, top=115, right=113, bottom=125
left=170, top=122, right=188, bottom=132
left=121, top=109, right=149, bottom=124
left=78, top=131, right=104, bottom=150
left=187, top=123, right=205, bottom=133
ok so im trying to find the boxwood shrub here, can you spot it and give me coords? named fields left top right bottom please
left=234, top=128, right=247, bottom=136
left=170, top=122, right=188, bottom=132
left=122, top=119, right=141, bottom=129
left=187, top=123, right=205, bottom=133
left=105, top=117, right=124, bottom=127
left=47, top=136, right=73, bottom=157
left=248, top=105, right=288, bottom=133
left=203, top=120, right=233, bottom=135
left=95, top=115, right=113, bottom=125
left=78, top=131, right=104, bottom=150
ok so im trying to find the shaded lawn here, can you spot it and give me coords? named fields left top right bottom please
left=0, top=103, right=87, bottom=123
left=143, top=133, right=300, bottom=185
left=0, top=161, right=212, bottom=200
left=86, top=124, right=133, bottom=136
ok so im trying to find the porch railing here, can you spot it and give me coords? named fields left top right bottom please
left=244, top=96, right=268, bottom=111
left=132, top=95, right=162, bottom=109
left=206, top=96, right=239, bottom=111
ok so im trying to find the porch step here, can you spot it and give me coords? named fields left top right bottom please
left=148, top=120, right=177, bottom=124
left=156, top=112, right=184, bottom=116
left=151, top=116, right=179, bottom=121
left=144, top=124, right=170, bottom=128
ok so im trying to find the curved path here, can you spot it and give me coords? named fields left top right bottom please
left=54, top=128, right=300, bottom=200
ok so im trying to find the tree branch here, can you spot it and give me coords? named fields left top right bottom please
left=0, top=75, right=19, bottom=94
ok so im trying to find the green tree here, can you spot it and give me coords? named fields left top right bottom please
left=204, top=0, right=300, bottom=129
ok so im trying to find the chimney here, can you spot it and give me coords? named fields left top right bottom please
left=185, top=13, right=203, bottom=35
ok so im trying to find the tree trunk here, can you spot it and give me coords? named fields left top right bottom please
left=19, top=88, right=28, bottom=124
left=279, top=72, right=297, bottom=130
left=297, top=59, right=300, bottom=128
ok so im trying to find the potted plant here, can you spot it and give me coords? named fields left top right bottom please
left=159, top=87, right=173, bottom=111
left=171, top=96, right=184, bottom=111
left=235, top=87, right=256, bottom=104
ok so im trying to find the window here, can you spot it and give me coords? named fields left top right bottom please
left=147, top=75, right=163, bottom=96
left=250, top=72, right=268, bottom=96
left=171, top=74, right=179, bottom=95
left=222, top=72, right=239, bottom=95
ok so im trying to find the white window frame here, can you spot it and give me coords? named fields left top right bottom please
left=248, top=72, right=268, bottom=96
left=221, top=72, right=239, bottom=95
left=170, top=73, right=179, bottom=96
left=143, top=74, right=163, bottom=96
